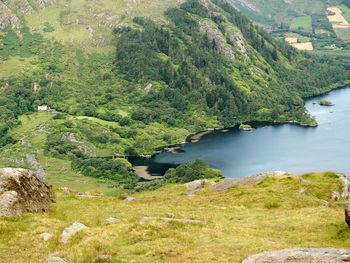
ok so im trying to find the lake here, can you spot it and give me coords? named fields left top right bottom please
left=135, top=87, right=350, bottom=178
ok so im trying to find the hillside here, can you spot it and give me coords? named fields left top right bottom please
left=227, top=0, right=350, bottom=52
left=1, top=0, right=350, bottom=190
left=1, top=171, right=350, bottom=262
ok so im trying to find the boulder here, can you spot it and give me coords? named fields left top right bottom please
left=0, top=168, right=55, bottom=217
left=210, top=171, right=288, bottom=192
left=125, top=196, right=136, bottom=202
left=242, top=248, right=350, bottom=263
left=60, top=222, right=88, bottom=244
left=184, top=180, right=205, bottom=191
left=46, top=256, right=69, bottom=263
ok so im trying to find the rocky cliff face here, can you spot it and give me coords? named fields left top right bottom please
left=0, top=0, right=54, bottom=29
left=0, top=168, right=55, bottom=217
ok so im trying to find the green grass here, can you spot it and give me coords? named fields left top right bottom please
left=0, top=56, right=37, bottom=78
left=340, top=4, right=350, bottom=23
left=0, top=172, right=349, bottom=262
left=290, top=16, right=312, bottom=32
left=334, top=28, right=350, bottom=41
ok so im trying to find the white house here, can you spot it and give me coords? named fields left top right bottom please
left=37, top=105, right=49, bottom=111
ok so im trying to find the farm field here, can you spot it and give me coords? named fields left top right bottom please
left=229, top=0, right=350, bottom=52
left=290, top=16, right=312, bottom=32
left=327, top=6, right=350, bottom=40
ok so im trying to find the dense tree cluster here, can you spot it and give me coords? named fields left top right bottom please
left=72, top=158, right=138, bottom=188
left=135, top=160, right=223, bottom=191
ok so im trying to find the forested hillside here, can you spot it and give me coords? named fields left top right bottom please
left=0, top=0, right=350, bottom=189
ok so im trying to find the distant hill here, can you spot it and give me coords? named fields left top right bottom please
left=227, top=0, right=350, bottom=51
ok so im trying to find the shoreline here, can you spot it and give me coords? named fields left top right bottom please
left=150, top=84, right=350, bottom=154
left=131, top=84, right=350, bottom=178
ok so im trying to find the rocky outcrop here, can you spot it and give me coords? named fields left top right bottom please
left=2, top=0, right=33, bottom=14
left=242, top=248, right=350, bottom=263
left=0, top=168, right=55, bottom=217
left=339, top=173, right=350, bottom=198
left=0, top=0, right=54, bottom=29
left=0, top=2, right=18, bottom=29
left=198, top=19, right=236, bottom=60
left=26, top=154, right=46, bottom=180
left=210, top=171, right=288, bottom=191
left=37, top=0, right=55, bottom=9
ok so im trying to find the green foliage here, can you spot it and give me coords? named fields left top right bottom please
left=0, top=27, right=43, bottom=58
left=43, top=22, right=55, bottom=32
left=72, top=157, right=138, bottom=188
left=136, top=160, right=223, bottom=191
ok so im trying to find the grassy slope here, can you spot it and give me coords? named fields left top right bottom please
left=290, top=16, right=312, bottom=32
left=0, top=0, right=183, bottom=78
left=0, top=111, right=189, bottom=194
left=0, top=112, right=117, bottom=194
left=1, top=172, right=349, bottom=262
left=24, top=0, right=183, bottom=52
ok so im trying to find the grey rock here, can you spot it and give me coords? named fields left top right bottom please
left=46, top=256, right=69, bottom=263
left=332, top=191, right=341, bottom=201
left=198, top=19, right=236, bottom=61
left=299, top=188, right=307, bottom=195
left=184, top=180, right=205, bottom=192
left=105, top=217, right=120, bottom=224
left=60, top=187, right=73, bottom=194
left=41, top=232, right=53, bottom=241
left=95, top=254, right=112, bottom=261
left=66, top=133, right=78, bottom=143
left=141, top=216, right=203, bottom=224
left=26, top=154, right=46, bottom=180
left=60, top=222, right=88, bottom=244
left=0, top=168, right=55, bottom=217
left=242, top=248, right=350, bottom=263
left=125, top=196, right=136, bottom=202
left=0, top=2, right=19, bottom=29
left=339, top=173, right=350, bottom=198
left=210, top=171, right=288, bottom=192
left=144, top=83, right=153, bottom=94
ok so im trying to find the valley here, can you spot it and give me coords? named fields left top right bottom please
left=1, top=0, right=350, bottom=262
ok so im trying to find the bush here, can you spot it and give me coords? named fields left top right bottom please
left=72, top=158, right=138, bottom=188
left=136, top=160, right=223, bottom=191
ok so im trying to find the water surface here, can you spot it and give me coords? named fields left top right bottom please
left=146, top=87, right=350, bottom=177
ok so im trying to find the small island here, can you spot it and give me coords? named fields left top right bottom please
left=239, top=124, right=254, bottom=131
left=319, top=99, right=334, bottom=106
